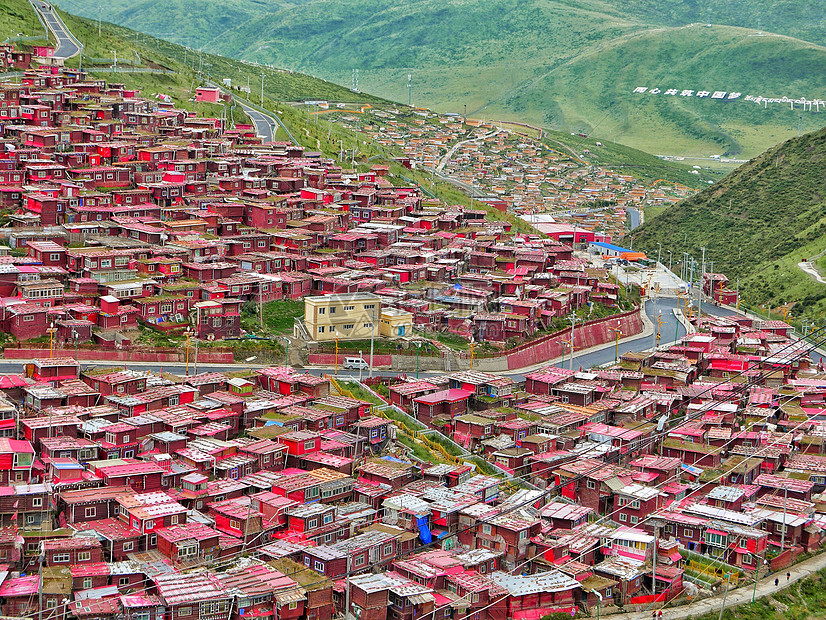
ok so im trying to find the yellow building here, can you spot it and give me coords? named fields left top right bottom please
left=303, top=293, right=381, bottom=342
left=379, top=307, right=413, bottom=339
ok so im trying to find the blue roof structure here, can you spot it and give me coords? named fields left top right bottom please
left=589, top=241, right=633, bottom=253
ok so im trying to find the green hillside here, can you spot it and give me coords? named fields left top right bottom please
left=53, top=0, right=826, bottom=158
left=631, top=125, right=826, bottom=320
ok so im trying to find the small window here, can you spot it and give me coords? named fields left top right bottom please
left=122, top=541, right=134, bottom=551
left=314, top=560, right=324, bottom=572
left=85, top=507, right=96, bottom=518
left=77, top=551, right=91, bottom=561
left=586, top=480, right=596, bottom=490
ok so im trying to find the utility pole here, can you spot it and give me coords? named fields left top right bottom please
left=193, top=337, right=199, bottom=375
left=781, top=485, right=788, bottom=550
left=652, top=526, right=658, bottom=600
left=718, top=574, right=730, bottom=620
left=407, top=73, right=412, bottom=107
left=38, top=545, right=44, bottom=620
left=568, top=316, right=577, bottom=371
left=699, top=246, right=706, bottom=320
left=98, top=5, right=102, bottom=37
left=260, top=73, right=265, bottom=107
left=655, top=311, right=663, bottom=347
left=369, top=304, right=376, bottom=378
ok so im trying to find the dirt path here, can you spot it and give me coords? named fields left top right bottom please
left=797, top=247, right=826, bottom=285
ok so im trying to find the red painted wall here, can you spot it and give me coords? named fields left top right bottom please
left=505, top=307, right=643, bottom=370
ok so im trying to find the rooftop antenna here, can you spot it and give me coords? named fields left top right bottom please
left=707, top=7, right=712, bottom=27
left=407, top=73, right=412, bottom=107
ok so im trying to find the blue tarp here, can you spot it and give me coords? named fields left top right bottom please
left=418, top=516, right=432, bottom=544
left=589, top=241, right=633, bottom=253
left=381, top=456, right=405, bottom=463
left=681, top=463, right=703, bottom=476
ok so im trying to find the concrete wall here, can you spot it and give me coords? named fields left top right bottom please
left=308, top=353, right=392, bottom=368
left=4, top=347, right=234, bottom=363
left=375, top=307, right=644, bottom=373
left=502, top=307, right=643, bottom=370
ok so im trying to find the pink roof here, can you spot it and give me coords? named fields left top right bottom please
left=414, top=388, right=473, bottom=405
left=0, top=575, right=39, bottom=596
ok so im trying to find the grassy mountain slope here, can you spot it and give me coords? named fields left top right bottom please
left=631, top=125, right=826, bottom=319
left=499, top=25, right=826, bottom=157
left=54, top=0, right=826, bottom=158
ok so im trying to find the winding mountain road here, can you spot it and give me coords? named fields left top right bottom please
left=29, top=0, right=82, bottom=59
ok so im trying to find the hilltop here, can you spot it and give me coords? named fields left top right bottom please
left=631, top=125, right=826, bottom=320
left=54, top=0, right=826, bottom=159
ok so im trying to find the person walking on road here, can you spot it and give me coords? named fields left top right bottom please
left=787, top=572, right=791, bottom=582
left=775, top=578, right=779, bottom=587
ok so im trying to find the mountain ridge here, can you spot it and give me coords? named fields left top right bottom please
left=54, top=0, right=826, bottom=158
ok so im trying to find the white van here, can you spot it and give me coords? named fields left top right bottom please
left=343, top=357, right=369, bottom=370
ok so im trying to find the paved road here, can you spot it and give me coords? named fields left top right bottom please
left=798, top=260, right=826, bottom=285
left=627, top=207, right=641, bottom=230
left=555, top=297, right=686, bottom=371
left=436, top=129, right=502, bottom=172
left=30, top=1, right=82, bottom=59
left=239, top=101, right=277, bottom=143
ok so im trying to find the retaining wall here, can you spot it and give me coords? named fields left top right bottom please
left=504, top=307, right=643, bottom=370
left=308, top=353, right=392, bottom=367
left=4, top=347, right=234, bottom=363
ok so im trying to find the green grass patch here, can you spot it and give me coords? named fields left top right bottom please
left=336, top=380, right=385, bottom=406
left=240, top=299, right=304, bottom=336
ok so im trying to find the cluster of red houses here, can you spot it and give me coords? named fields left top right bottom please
left=0, top=56, right=824, bottom=620
left=0, top=356, right=624, bottom=620
left=0, top=65, right=633, bottom=351
left=382, top=312, right=826, bottom=594
left=0, top=303, right=820, bottom=619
